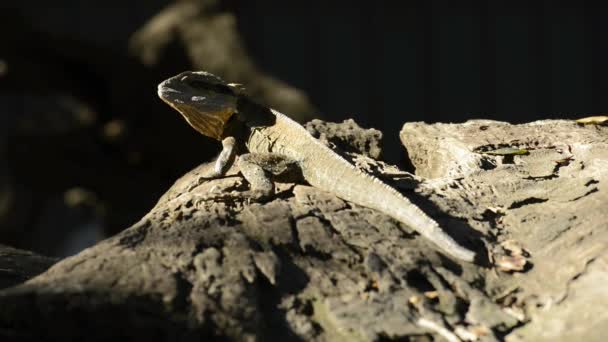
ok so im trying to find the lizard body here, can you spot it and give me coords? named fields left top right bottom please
left=158, top=71, right=476, bottom=262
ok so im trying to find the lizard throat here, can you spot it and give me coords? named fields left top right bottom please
left=178, top=106, right=235, bottom=140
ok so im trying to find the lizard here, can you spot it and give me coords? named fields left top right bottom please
left=157, top=71, right=477, bottom=262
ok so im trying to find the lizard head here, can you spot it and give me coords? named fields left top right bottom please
left=157, top=71, right=243, bottom=140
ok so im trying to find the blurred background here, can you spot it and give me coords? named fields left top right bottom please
left=0, top=0, right=604, bottom=257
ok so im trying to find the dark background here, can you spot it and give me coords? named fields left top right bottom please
left=0, top=0, right=604, bottom=257
left=240, top=1, right=598, bottom=123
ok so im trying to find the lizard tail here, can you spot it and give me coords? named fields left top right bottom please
left=295, top=126, right=476, bottom=262
left=318, top=169, right=476, bottom=262
left=311, top=165, right=477, bottom=262
left=391, top=200, right=476, bottom=262
left=331, top=169, right=477, bottom=262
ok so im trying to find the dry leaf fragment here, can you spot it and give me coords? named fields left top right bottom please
left=495, top=240, right=529, bottom=272
left=503, top=305, right=526, bottom=321
left=500, top=239, right=527, bottom=257
left=423, top=291, right=439, bottom=299
left=455, top=324, right=491, bottom=341
left=417, top=318, right=460, bottom=342
left=496, top=255, right=527, bottom=272
left=554, top=156, right=574, bottom=166
left=481, top=147, right=529, bottom=156
left=575, top=115, right=608, bottom=125
left=408, top=295, right=422, bottom=307
left=487, top=206, right=506, bottom=215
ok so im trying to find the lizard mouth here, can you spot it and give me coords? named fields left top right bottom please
left=157, top=83, right=180, bottom=99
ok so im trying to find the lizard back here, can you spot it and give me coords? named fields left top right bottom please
left=247, top=110, right=476, bottom=262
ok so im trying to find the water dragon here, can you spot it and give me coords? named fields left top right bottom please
left=157, top=71, right=476, bottom=262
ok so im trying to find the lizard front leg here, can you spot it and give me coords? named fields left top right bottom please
left=185, top=151, right=298, bottom=205
left=204, top=136, right=237, bottom=178
left=184, top=136, right=238, bottom=195
left=238, top=153, right=299, bottom=200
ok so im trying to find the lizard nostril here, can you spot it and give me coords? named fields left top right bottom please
left=158, top=86, right=179, bottom=94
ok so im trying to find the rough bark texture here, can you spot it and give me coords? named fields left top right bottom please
left=0, top=119, right=605, bottom=341
left=401, top=120, right=608, bottom=341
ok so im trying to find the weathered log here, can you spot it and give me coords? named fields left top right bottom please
left=0, top=119, right=605, bottom=341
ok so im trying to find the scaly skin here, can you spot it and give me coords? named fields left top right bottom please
left=158, top=71, right=476, bottom=262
